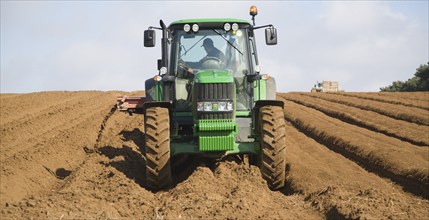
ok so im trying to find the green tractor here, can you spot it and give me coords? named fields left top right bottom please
left=117, top=6, right=286, bottom=190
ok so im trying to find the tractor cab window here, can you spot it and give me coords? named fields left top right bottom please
left=173, top=28, right=252, bottom=111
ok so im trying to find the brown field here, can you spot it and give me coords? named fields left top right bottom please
left=1, top=91, right=428, bottom=219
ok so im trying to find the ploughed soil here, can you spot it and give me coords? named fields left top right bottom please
left=1, top=91, right=428, bottom=219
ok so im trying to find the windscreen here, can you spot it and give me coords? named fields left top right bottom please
left=172, top=28, right=252, bottom=111
left=174, top=29, right=250, bottom=77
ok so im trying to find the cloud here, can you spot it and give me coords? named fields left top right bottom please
left=261, top=1, right=428, bottom=92
left=1, top=1, right=428, bottom=93
left=1, top=1, right=253, bottom=93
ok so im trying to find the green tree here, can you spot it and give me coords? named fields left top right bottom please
left=380, top=62, right=429, bottom=92
left=415, top=62, right=429, bottom=90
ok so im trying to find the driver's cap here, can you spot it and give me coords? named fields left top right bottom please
left=202, top=38, right=214, bottom=47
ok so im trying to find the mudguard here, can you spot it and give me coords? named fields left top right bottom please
left=266, top=77, right=277, bottom=100
left=253, top=100, right=285, bottom=134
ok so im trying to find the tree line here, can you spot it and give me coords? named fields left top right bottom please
left=380, top=62, right=429, bottom=92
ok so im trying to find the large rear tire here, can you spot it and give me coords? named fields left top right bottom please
left=144, top=107, right=172, bottom=190
left=259, top=105, right=286, bottom=190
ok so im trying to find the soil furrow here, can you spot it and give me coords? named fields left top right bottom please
left=1, top=91, right=428, bottom=219
left=0, top=91, right=101, bottom=125
left=377, top=92, right=429, bottom=102
left=285, top=121, right=429, bottom=219
left=0, top=92, right=118, bottom=204
left=301, top=92, right=429, bottom=126
left=283, top=93, right=429, bottom=146
left=278, top=96, right=429, bottom=199
left=0, top=93, right=113, bottom=160
left=1, top=99, right=323, bottom=219
left=334, top=92, right=429, bottom=110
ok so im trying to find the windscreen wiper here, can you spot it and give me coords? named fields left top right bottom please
left=212, top=29, right=243, bottom=56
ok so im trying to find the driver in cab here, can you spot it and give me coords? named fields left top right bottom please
left=180, top=38, right=225, bottom=77
left=201, top=38, right=225, bottom=61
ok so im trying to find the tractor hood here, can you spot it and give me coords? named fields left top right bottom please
left=194, top=69, right=234, bottom=84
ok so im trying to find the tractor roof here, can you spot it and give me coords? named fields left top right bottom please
left=170, top=18, right=251, bottom=27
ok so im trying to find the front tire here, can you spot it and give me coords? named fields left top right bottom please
left=144, top=107, right=172, bottom=190
left=259, top=105, right=286, bottom=190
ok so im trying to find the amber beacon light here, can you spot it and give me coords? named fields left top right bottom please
left=250, top=6, right=258, bottom=25
left=250, top=5, right=258, bottom=16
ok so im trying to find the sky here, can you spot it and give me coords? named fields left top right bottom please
left=1, top=0, right=428, bottom=93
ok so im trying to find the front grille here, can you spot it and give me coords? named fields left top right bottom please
left=195, top=83, right=234, bottom=119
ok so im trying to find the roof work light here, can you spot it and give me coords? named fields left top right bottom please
left=192, top=24, right=199, bottom=32
left=224, top=23, right=231, bottom=31
left=183, top=24, right=191, bottom=32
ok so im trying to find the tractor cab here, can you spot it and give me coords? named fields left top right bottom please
left=170, top=19, right=254, bottom=112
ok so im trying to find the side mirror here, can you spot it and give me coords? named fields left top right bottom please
left=144, top=30, right=156, bottom=47
left=265, top=27, right=277, bottom=45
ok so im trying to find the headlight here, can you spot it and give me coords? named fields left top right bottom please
left=183, top=24, right=191, bottom=32
left=235, top=30, right=243, bottom=37
left=197, top=102, right=204, bottom=111
left=204, top=102, right=212, bottom=111
left=227, top=102, right=233, bottom=111
left=232, top=23, right=239, bottom=31
left=219, top=102, right=226, bottom=111
left=197, top=101, right=233, bottom=112
left=224, top=23, right=231, bottom=31
left=159, top=66, right=167, bottom=75
left=192, top=24, right=199, bottom=32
